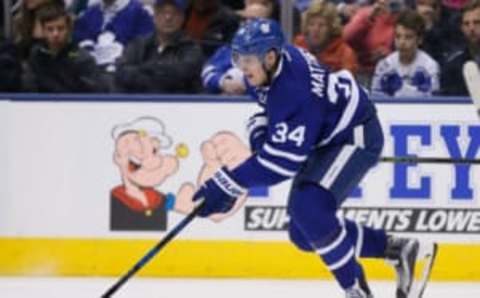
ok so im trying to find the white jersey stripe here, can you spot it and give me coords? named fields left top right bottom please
left=246, top=115, right=268, bottom=135
left=203, top=73, right=215, bottom=84
left=256, top=156, right=296, bottom=177
left=263, top=143, right=308, bottom=163
left=319, top=145, right=356, bottom=189
left=201, top=65, right=215, bottom=77
left=328, top=248, right=355, bottom=271
left=315, top=227, right=347, bottom=255
left=353, top=125, right=365, bottom=149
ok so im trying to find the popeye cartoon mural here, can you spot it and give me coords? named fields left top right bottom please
left=110, top=116, right=194, bottom=231
left=110, top=116, right=253, bottom=231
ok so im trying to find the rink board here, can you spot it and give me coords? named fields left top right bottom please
left=0, top=95, right=479, bottom=280
left=0, top=238, right=479, bottom=281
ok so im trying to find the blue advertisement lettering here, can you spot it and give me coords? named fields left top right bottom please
left=441, top=125, right=480, bottom=200
left=390, top=125, right=431, bottom=199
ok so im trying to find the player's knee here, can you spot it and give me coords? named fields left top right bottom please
left=288, top=224, right=314, bottom=252
left=288, top=183, right=336, bottom=220
left=287, top=183, right=339, bottom=242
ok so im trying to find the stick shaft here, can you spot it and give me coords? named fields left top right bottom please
left=381, top=156, right=480, bottom=164
left=101, top=203, right=204, bottom=298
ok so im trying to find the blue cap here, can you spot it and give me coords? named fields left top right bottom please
left=155, top=0, right=187, bottom=11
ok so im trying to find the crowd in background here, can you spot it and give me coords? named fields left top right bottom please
left=0, top=0, right=479, bottom=97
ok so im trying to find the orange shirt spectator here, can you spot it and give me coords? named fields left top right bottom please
left=294, top=1, right=358, bottom=74
left=294, top=35, right=359, bottom=74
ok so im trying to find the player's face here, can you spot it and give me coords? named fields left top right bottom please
left=43, top=17, right=70, bottom=53
left=394, top=25, right=420, bottom=62
left=462, top=8, right=480, bottom=45
left=306, top=15, right=329, bottom=49
left=233, top=53, right=268, bottom=86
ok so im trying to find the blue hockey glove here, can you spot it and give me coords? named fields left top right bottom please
left=411, top=70, right=432, bottom=93
left=193, top=167, right=247, bottom=217
left=380, top=71, right=403, bottom=96
left=246, top=112, right=268, bottom=152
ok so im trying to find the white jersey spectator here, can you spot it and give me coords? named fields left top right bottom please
left=371, top=49, right=440, bottom=97
left=371, top=10, right=440, bottom=97
left=73, top=0, right=154, bottom=71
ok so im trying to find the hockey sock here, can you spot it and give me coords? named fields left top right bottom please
left=288, top=183, right=362, bottom=289
left=344, top=219, right=388, bottom=258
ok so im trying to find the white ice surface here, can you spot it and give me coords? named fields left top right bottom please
left=0, top=277, right=479, bottom=298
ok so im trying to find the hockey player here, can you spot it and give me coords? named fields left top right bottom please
left=193, top=18, right=437, bottom=298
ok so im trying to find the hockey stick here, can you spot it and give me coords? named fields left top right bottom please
left=463, top=60, right=480, bottom=118
left=101, top=202, right=205, bottom=298
left=380, top=156, right=480, bottom=164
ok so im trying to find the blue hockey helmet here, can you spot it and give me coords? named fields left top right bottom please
left=231, top=18, right=285, bottom=58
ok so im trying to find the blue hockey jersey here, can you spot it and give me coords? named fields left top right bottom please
left=201, top=45, right=233, bottom=93
left=230, top=45, right=377, bottom=188
left=73, top=0, right=154, bottom=46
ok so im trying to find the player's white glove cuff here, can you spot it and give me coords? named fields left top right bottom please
left=212, top=167, right=247, bottom=197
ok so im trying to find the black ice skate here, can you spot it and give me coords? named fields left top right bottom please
left=385, top=236, right=438, bottom=298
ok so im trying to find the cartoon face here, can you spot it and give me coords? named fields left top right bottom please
left=114, top=132, right=179, bottom=188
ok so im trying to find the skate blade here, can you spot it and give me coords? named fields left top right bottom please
left=407, top=242, right=438, bottom=298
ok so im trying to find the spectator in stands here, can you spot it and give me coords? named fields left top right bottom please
left=201, top=1, right=272, bottom=94
left=1, top=1, right=4, bottom=41
left=439, top=0, right=469, bottom=46
left=184, top=0, right=240, bottom=57
left=441, top=0, right=480, bottom=95
left=73, top=0, right=154, bottom=72
left=296, top=0, right=313, bottom=12
left=13, top=0, right=65, bottom=59
left=237, top=0, right=273, bottom=19
left=416, top=0, right=465, bottom=64
left=343, top=0, right=404, bottom=84
left=0, top=1, right=21, bottom=91
left=371, top=10, right=440, bottom=97
left=115, top=0, right=204, bottom=93
left=221, top=0, right=243, bottom=10
left=294, top=1, right=359, bottom=74
left=336, top=0, right=370, bottom=23
left=23, top=4, right=110, bottom=92
left=416, top=0, right=446, bottom=63
left=70, top=0, right=94, bottom=15
left=0, top=42, right=23, bottom=91
left=237, top=0, right=302, bottom=34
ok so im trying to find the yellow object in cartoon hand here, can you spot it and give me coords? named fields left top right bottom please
left=176, top=143, right=189, bottom=159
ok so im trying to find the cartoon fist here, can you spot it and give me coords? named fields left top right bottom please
left=197, top=131, right=252, bottom=222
